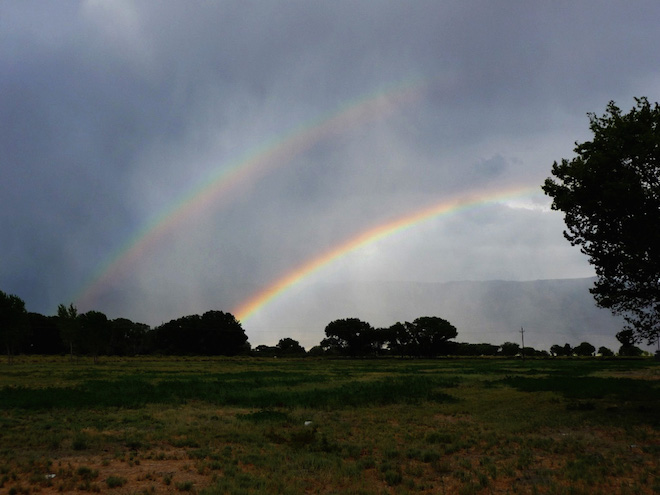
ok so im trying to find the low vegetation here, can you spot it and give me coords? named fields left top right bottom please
left=0, top=356, right=658, bottom=494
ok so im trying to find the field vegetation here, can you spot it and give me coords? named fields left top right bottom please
left=0, top=356, right=658, bottom=494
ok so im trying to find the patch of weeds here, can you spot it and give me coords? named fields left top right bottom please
left=517, top=448, right=534, bottom=470
left=425, top=431, right=453, bottom=444
left=125, top=435, right=145, bottom=450
left=433, top=459, right=453, bottom=476
left=72, top=432, right=91, bottom=450
left=458, top=481, right=481, bottom=495
left=236, top=409, right=290, bottom=423
left=357, top=456, right=375, bottom=470
left=454, top=469, right=472, bottom=483
left=421, top=450, right=441, bottom=463
left=476, top=470, right=490, bottom=488
left=383, top=447, right=400, bottom=460
left=175, top=480, right=194, bottom=491
left=172, top=437, right=199, bottom=448
left=76, top=466, right=98, bottom=481
left=382, top=468, right=403, bottom=486
left=188, top=448, right=211, bottom=460
left=105, top=476, right=127, bottom=488
left=565, top=453, right=606, bottom=483
left=288, top=427, right=317, bottom=449
left=566, top=400, right=596, bottom=411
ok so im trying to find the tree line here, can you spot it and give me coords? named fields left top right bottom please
left=0, top=292, right=249, bottom=362
left=1, top=290, right=646, bottom=362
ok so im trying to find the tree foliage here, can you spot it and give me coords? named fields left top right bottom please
left=543, top=97, right=660, bottom=344
left=573, top=341, right=596, bottom=357
left=0, top=290, right=28, bottom=362
left=153, top=310, right=249, bottom=356
left=403, top=317, right=458, bottom=357
left=616, top=329, right=643, bottom=357
left=57, top=303, right=80, bottom=359
left=322, top=318, right=377, bottom=356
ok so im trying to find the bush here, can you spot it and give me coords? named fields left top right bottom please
left=105, top=476, right=127, bottom=488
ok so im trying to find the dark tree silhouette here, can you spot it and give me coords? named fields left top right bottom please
left=57, top=303, right=80, bottom=360
left=616, top=329, right=643, bottom=356
left=573, top=341, right=596, bottom=356
left=323, top=318, right=376, bottom=356
left=154, top=311, right=248, bottom=356
left=404, top=317, right=458, bottom=357
left=0, top=290, right=29, bottom=363
left=276, top=338, right=306, bottom=356
left=79, top=310, right=111, bottom=363
left=27, top=313, right=63, bottom=354
left=543, top=98, right=660, bottom=345
left=500, top=342, right=520, bottom=357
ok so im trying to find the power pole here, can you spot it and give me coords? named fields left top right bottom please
left=520, top=327, right=525, bottom=361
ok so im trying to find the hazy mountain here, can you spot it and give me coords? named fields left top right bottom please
left=279, top=277, right=631, bottom=351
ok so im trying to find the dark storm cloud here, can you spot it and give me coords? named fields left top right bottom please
left=2, top=1, right=660, bottom=345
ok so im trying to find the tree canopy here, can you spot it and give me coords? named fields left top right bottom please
left=543, top=97, right=660, bottom=345
left=0, top=290, right=28, bottom=362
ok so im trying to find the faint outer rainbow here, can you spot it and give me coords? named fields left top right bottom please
left=233, top=185, right=540, bottom=323
left=73, top=80, right=426, bottom=310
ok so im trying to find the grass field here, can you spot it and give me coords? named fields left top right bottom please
left=0, top=357, right=658, bottom=494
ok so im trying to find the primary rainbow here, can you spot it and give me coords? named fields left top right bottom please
left=233, top=185, right=541, bottom=322
left=73, top=80, right=426, bottom=309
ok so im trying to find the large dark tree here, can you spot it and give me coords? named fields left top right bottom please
left=404, top=317, right=458, bottom=357
left=199, top=310, right=249, bottom=356
left=57, top=303, right=80, bottom=360
left=573, top=341, right=596, bottom=357
left=0, top=290, right=29, bottom=362
left=322, top=318, right=377, bottom=356
left=153, top=311, right=248, bottom=355
left=78, top=310, right=111, bottom=363
left=276, top=337, right=306, bottom=356
left=27, top=313, right=64, bottom=354
left=543, top=98, right=660, bottom=345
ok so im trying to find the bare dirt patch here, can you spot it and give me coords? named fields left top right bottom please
left=11, top=450, right=214, bottom=494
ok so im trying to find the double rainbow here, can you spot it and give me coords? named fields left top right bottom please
left=73, top=80, right=426, bottom=309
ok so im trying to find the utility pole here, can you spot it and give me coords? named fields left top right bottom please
left=520, top=327, right=525, bottom=361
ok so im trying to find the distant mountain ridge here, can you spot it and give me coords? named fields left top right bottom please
left=285, top=277, right=629, bottom=351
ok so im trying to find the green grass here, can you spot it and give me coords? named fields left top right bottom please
left=0, top=356, right=657, bottom=494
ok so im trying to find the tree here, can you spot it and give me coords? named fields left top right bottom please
left=109, top=318, right=150, bottom=355
left=404, top=317, right=458, bottom=357
left=543, top=98, right=660, bottom=345
left=57, top=303, right=80, bottom=360
left=79, top=310, right=111, bottom=363
left=616, top=329, right=643, bottom=357
left=27, top=313, right=64, bottom=354
left=153, top=311, right=249, bottom=356
left=276, top=338, right=306, bottom=356
left=573, top=341, right=596, bottom=357
left=550, top=344, right=567, bottom=357
left=0, top=290, right=29, bottom=363
left=199, top=311, right=249, bottom=356
left=597, top=346, right=614, bottom=357
left=387, top=322, right=413, bottom=357
left=500, top=342, right=520, bottom=357
left=323, top=318, right=376, bottom=356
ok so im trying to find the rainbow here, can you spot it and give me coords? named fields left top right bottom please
left=73, top=80, right=427, bottom=310
left=233, top=185, right=541, bottom=322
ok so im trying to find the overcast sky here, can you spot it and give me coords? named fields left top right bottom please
left=3, top=1, right=660, bottom=347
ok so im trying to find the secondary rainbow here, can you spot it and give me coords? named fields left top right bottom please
left=233, top=185, right=541, bottom=322
left=73, top=80, right=426, bottom=310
